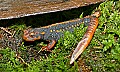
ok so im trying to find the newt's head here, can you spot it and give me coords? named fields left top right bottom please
left=23, top=29, right=41, bottom=41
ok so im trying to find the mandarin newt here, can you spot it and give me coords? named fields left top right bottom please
left=23, top=11, right=100, bottom=63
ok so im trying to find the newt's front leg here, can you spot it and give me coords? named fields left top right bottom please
left=42, top=40, right=56, bottom=51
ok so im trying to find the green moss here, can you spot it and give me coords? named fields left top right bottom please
left=0, top=0, right=120, bottom=72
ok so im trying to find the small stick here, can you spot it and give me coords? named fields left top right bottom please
left=37, top=48, right=42, bottom=54
left=16, top=53, right=29, bottom=66
left=0, top=27, right=12, bottom=36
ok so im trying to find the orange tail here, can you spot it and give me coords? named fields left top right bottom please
left=70, top=12, right=100, bottom=64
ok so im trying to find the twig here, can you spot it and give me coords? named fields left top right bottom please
left=0, top=27, right=12, bottom=36
left=16, top=53, right=29, bottom=66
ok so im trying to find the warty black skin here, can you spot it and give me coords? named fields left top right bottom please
left=23, top=16, right=91, bottom=51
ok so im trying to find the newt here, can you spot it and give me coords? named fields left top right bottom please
left=23, top=11, right=100, bottom=64
left=23, top=16, right=85, bottom=50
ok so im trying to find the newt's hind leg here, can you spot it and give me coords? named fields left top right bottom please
left=42, top=40, right=56, bottom=51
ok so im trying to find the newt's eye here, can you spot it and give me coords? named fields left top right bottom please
left=29, top=32, right=35, bottom=38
